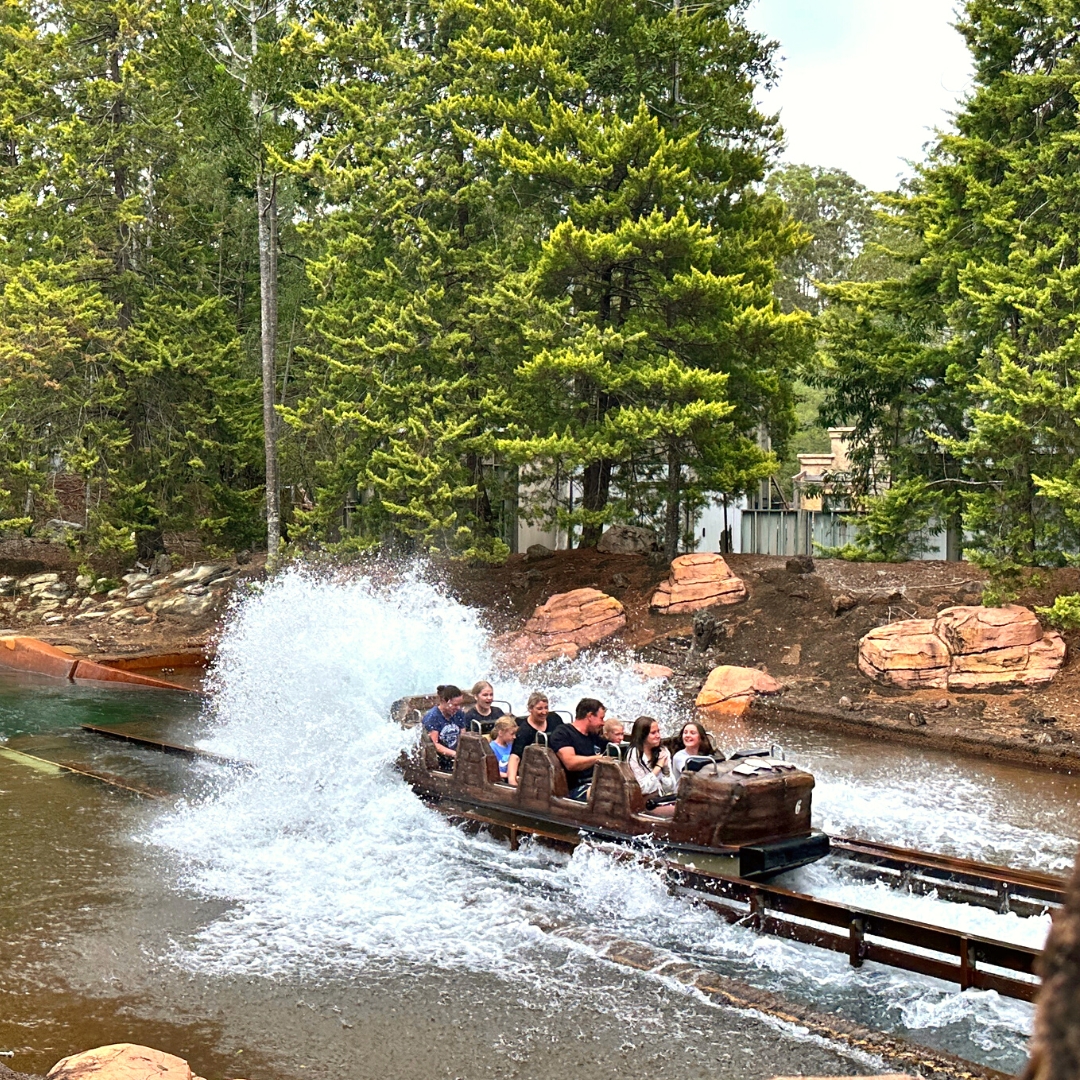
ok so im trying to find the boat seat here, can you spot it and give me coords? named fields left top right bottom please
left=454, top=732, right=500, bottom=789
left=518, top=742, right=568, bottom=806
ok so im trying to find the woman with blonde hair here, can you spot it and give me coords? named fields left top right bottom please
left=464, top=679, right=504, bottom=732
left=506, top=690, right=559, bottom=788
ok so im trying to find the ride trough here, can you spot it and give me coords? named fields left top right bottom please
left=392, top=694, right=829, bottom=879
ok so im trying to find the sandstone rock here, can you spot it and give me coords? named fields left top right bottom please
left=75, top=574, right=94, bottom=591
left=858, top=605, right=1066, bottom=691
left=525, top=544, right=554, bottom=561
left=631, top=662, right=675, bottom=680
left=506, top=587, right=626, bottom=666
left=934, top=603, right=1042, bottom=654
left=857, top=619, right=950, bottom=689
left=696, top=664, right=782, bottom=718
left=0, top=576, right=17, bottom=595
left=650, top=553, right=748, bottom=615
left=596, top=524, right=657, bottom=555
left=48, top=1043, right=198, bottom=1080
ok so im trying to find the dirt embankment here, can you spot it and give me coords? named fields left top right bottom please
left=6, top=537, right=1080, bottom=769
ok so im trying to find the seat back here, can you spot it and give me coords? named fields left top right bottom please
left=587, top=758, right=645, bottom=820
left=518, top=742, right=568, bottom=807
left=455, top=732, right=500, bottom=789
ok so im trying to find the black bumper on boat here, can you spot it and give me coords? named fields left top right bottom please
left=739, top=830, right=830, bottom=879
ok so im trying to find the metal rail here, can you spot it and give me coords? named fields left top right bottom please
left=670, top=865, right=1043, bottom=1002
left=829, top=836, right=1064, bottom=917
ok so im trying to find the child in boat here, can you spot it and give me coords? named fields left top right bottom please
left=601, top=718, right=626, bottom=743
left=464, top=680, right=504, bottom=733
left=489, top=716, right=518, bottom=779
left=670, top=720, right=719, bottom=781
left=627, top=716, right=676, bottom=815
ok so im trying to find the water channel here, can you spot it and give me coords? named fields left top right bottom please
left=2, top=568, right=1078, bottom=1078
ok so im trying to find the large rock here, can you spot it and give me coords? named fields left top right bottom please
left=650, top=553, right=748, bottom=615
left=510, top=587, right=626, bottom=666
left=858, top=605, right=1066, bottom=691
left=696, top=664, right=782, bottom=718
left=596, top=524, right=657, bottom=555
left=857, top=619, right=951, bottom=690
left=47, top=1044, right=207, bottom=1080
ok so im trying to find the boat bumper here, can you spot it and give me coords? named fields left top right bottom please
left=739, top=830, right=830, bottom=879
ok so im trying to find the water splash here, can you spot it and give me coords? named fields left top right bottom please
left=147, top=565, right=1045, bottom=1070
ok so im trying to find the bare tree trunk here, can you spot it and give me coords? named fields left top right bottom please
left=665, top=439, right=680, bottom=560
left=257, top=169, right=280, bottom=570
left=580, top=459, right=612, bottom=547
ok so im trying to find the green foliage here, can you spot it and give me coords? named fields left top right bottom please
left=1037, top=594, right=1080, bottom=631
left=815, top=479, right=939, bottom=562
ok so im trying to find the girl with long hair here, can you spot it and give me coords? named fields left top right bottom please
left=670, top=720, right=719, bottom=782
left=627, top=716, right=676, bottom=814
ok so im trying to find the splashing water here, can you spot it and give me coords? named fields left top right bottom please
left=147, top=566, right=1060, bottom=1069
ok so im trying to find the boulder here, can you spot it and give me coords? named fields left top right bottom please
left=785, top=555, right=815, bottom=575
left=935, top=604, right=1042, bottom=654
left=146, top=591, right=218, bottom=617
left=696, top=664, right=782, bottom=718
left=525, top=544, right=554, bottom=561
left=650, top=553, right=748, bottom=615
left=857, top=619, right=951, bottom=690
left=18, top=571, right=58, bottom=590
left=509, top=587, right=626, bottom=666
left=166, top=563, right=232, bottom=587
left=596, top=524, right=657, bottom=555
left=858, top=605, right=1066, bottom=691
left=630, top=662, right=675, bottom=680
left=47, top=1044, right=206, bottom=1080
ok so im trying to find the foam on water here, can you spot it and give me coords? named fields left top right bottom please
left=147, top=567, right=1050, bottom=1068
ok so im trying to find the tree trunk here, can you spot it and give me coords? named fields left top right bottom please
left=665, top=439, right=680, bottom=559
left=579, top=459, right=612, bottom=547
left=257, top=169, right=280, bottom=570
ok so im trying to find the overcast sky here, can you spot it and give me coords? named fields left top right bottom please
left=744, top=0, right=974, bottom=191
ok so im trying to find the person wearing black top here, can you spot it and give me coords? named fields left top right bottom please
left=549, top=697, right=607, bottom=800
left=462, top=679, right=504, bottom=734
left=507, top=690, right=560, bottom=787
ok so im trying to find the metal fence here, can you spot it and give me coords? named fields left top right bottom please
left=739, top=510, right=862, bottom=557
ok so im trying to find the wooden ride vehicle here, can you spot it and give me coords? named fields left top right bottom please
left=393, top=696, right=829, bottom=879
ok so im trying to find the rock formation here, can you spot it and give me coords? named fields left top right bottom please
left=650, top=553, right=748, bottom=615
left=47, top=1045, right=212, bottom=1080
left=696, top=664, right=782, bottom=718
left=506, top=587, right=626, bottom=666
left=596, top=524, right=657, bottom=555
left=858, top=604, right=1065, bottom=691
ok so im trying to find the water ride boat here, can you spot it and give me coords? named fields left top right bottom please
left=392, top=695, right=829, bottom=879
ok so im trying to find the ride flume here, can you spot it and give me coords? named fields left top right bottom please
left=393, top=691, right=1060, bottom=1003
left=34, top=714, right=1061, bottom=1003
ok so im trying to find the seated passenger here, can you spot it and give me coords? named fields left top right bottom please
left=627, top=716, right=676, bottom=815
left=670, top=720, right=719, bottom=782
left=602, top=718, right=626, bottom=744
left=464, top=680, right=504, bottom=732
left=507, top=691, right=560, bottom=787
left=549, top=697, right=607, bottom=801
left=421, top=684, right=468, bottom=771
left=489, top=716, right=518, bottom=779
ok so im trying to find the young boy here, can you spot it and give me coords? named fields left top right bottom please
left=489, top=716, right=519, bottom=779
left=602, top=718, right=626, bottom=744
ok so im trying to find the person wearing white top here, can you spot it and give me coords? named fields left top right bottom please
left=670, top=720, right=719, bottom=782
left=627, top=716, right=677, bottom=816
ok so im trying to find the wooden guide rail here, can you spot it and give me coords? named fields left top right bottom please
left=830, top=836, right=1064, bottom=917
left=670, top=865, right=1043, bottom=1002
left=80, top=723, right=253, bottom=769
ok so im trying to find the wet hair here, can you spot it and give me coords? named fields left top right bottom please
left=527, top=690, right=549, bottom=710
left=575, top=697, right=604, bottom=721
left=436, top=684, right=463, bottom=702
left=628, top=715, right=662, bottom=768
left=492, top=716, right=518, bottom=739
left=674, top=719, right=716, bottom=757
left=601, top=718, right=625, bottom=740
left=471, top=680, right=493, bottom=697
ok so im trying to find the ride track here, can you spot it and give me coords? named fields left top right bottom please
left=6, top=722, right=1060, bottom=1004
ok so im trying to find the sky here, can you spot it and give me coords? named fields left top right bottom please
left=744, top=0, right=974, bottom=191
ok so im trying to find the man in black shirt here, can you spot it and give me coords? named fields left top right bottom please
left=549, top=697, right=607, bottom=800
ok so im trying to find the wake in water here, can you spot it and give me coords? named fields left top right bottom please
left=147, top=565, right=1059, bottom=1070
